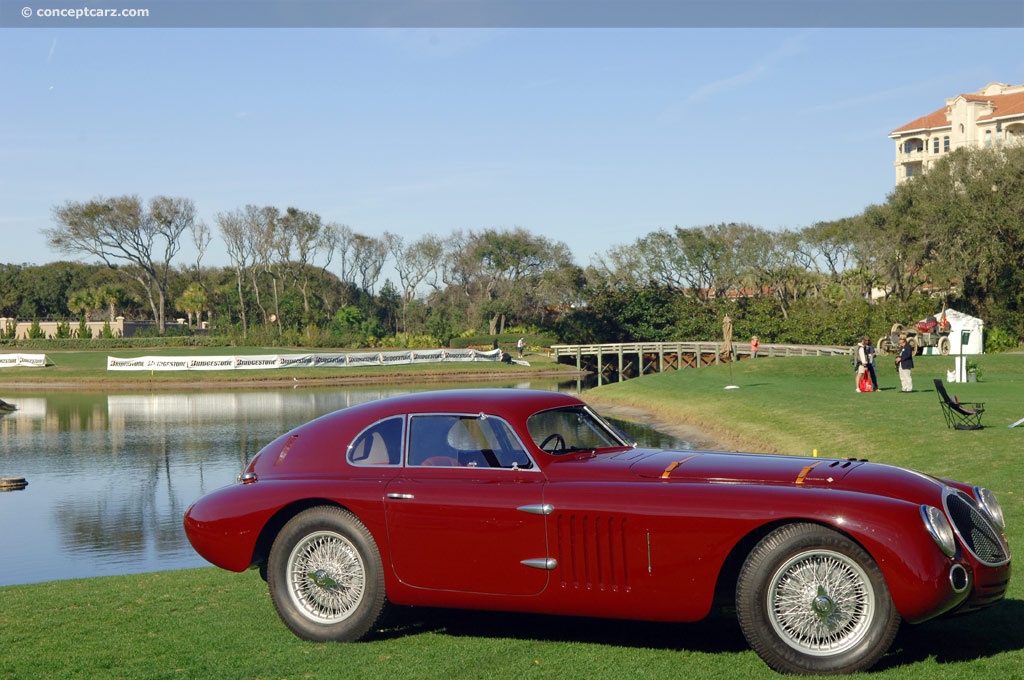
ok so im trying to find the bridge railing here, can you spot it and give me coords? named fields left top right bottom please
left=551, top=342, right=851, bottom=360
left=550, top=342, right=851, bottom=383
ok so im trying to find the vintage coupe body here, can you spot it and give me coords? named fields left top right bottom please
left=184, top=389, right=1011, bottom=675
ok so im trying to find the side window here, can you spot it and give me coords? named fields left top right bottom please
left=348, top=416, right=403, bottom=466
left=408, top=414, right=533, bottom=469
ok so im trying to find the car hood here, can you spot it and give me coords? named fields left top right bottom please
left=630, top=449, right=865, bottom=487
left=627, top=449, right=950, bottom=502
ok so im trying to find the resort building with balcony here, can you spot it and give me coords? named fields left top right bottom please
left=889, top=82, right=1024, bottom=184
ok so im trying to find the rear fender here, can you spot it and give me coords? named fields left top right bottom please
left=184, top=479, right=388, bottom=573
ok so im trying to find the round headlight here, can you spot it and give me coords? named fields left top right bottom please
left=974, top=487, right=1006, bottom=529
left=921, top=504, right=956, bottom=558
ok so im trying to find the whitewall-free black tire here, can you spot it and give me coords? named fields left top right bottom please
left=735, top=523, right=900, bottom=675
left=267, top=506, right=389, bottom=642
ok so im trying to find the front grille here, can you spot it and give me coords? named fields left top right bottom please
left=945, top=491, right=1010, bottom=566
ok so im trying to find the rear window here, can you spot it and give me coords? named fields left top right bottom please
left=348, top=416, right=403, bottom=466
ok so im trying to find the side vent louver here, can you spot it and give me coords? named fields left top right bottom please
left=554, top=513, right=631, bottom=593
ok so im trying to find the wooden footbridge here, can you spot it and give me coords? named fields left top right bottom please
left=550, top=342, right=850, bottom=385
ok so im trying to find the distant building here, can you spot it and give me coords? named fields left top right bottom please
left=889, top=82, right=1024, bottom=184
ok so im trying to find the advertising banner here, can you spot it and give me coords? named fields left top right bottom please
left=107, top=349, right=503, bottom=371
left=0, top=353, right=48, bottom=367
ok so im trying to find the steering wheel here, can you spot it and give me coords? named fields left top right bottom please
left=539, top=433, right=566, bottom=452
left=420, top=456, right=460, bottom=467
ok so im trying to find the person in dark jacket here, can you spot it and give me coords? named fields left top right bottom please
left=895, top=334, right=915, bottom=392
left=864, top=336, right=879, bottom=391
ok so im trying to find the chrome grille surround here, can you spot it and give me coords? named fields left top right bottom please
left=944, top=489, right=1011, bottom=566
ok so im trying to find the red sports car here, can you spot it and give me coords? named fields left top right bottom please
left=183, top=389, right=1011, bottom=675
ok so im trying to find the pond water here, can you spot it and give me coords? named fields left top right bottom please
left=0, top=384, right=688, bottom=587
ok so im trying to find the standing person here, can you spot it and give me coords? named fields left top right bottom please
left=895, top=334, right=915, bottom=392
left=750, top=335, right=759, bottom=359
left=517, top=337, right=525, bottom=358
left=864, top=335, right=879, bottom=391
left=854, top=337, right=871, bottom=392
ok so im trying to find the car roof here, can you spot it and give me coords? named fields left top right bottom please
left=344, top=388, right=585, bottom=420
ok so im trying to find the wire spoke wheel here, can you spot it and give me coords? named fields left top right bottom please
left=268, top=506, right=389, bottom=642
left=736, top=523, right=900, bottom=675
left=287, top=530, right=366, bottom=623
left=767, top=549, right=874, bottom=656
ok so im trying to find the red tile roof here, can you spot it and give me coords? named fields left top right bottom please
left=891, top=88, right=1024, bottom=135
left=974, top=91, right=1024, bottom=121
left=891, top=107, right=950, bottom=135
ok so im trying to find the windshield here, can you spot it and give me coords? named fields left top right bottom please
left=526, top=406, right=632, bottom=454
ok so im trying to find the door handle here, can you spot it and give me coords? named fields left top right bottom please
left=386, top=493, right=415, bottom=500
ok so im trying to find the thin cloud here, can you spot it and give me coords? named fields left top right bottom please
left=662, top=31, right=811, bottom=120
left=801, top=70, right=999, bottom=116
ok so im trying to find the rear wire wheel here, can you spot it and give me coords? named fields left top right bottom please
left=267, top=506, right=389, bottom=642
left=735, top=523, right=900, bottom=675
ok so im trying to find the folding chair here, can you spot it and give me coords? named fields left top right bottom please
left=933, top=378, right=985, bottom=430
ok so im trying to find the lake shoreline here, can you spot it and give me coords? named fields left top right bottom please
left=0, top=366, right=584, bottom=391
left=1, top=364, right=733, bottom=450
left=588, top=400, right=735, bottom=452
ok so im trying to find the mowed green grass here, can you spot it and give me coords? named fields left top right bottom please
left=1, top=353, right=1022, bottom=679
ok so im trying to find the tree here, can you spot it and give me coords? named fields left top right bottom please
left=67, top=289, right=94, bottom=320
left=389, top=233, right=443, bottom=333
left=351, top=233, right=388, bottom=295
left=447, top=228, right=572, bottom=335
left=45, top=195, right=195, bottom=332
left=278, top=207, right=326, bottom=322
left=176, top=283, right=208, bottom=327
left=911, top=145, right=1024, bottom=337
left=242, top=205, right=281, bottom=331
left=216, top=206, right=260, bottom=337
left=0, top=264, right=22, bottom=318
left=322, top=223, right=355, bottom=299
left=188, top=219, right=212, bottom=281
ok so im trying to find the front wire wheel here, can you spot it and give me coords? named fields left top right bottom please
left=736, top=523, right=900, bottom=675
left=267, top=506, right=389, bottom=642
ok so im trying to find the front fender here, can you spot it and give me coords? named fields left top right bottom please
left=806, top=495, right=969, bottom=622
left=693, top=485, right=970, bottom=623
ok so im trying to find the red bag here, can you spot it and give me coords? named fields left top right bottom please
left=858, top=373, right=874, bottom=392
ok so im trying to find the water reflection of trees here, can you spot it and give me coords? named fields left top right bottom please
left=9, top=388, right=411, bottom=578
left=54, top=426, right=187, bottom=562
left=5, top=384, right=685, bottom=584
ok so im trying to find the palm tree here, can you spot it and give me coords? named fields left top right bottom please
left=176, top=283, right=208, bottom=327
left=94, top=285, right=121, bottom=322
left=67, top=289, right=95, bottom=320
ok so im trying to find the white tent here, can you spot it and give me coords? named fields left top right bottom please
left=939, top=308, right=984, bottom=354
left=935, top=309, right=984, bottom=383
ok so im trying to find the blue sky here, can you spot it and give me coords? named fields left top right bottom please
left=2, top=26, right=1023, bottom=272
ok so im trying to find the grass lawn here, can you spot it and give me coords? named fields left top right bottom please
left=1, top=352, right=1021, bottom=678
